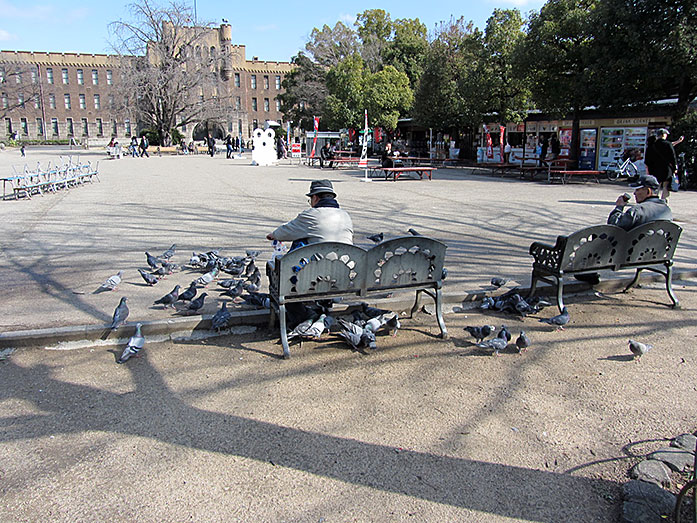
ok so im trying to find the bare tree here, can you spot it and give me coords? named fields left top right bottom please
left=0, top=63, right=41, bottom=123
left=109, top=0, right=232, bottom=144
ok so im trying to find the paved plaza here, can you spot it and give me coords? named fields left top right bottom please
left=1, top=146, right=696, bottom=521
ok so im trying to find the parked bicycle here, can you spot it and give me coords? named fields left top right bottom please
left=605, top=154, right=639, bottom=181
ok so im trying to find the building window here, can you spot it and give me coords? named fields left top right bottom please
left=125, top=119, right=131, bottom=136
left=228, top=121, right=233, bottom=133
left=96, top=118, right=103, bottom=136
left=49, top=94, right=56, bottom=109
left=66, top=118, right=74, bottom=136
left=92, top=69, right=98, bottom=85
left=64, top=93, right=71, bottom=109
left=234, top=73, right=240, bottom=88
left=238, top=119, right=242, bottom=136
left=46, top=67, right=54, bottom=84
left=5, top=118, right=12, bottom=135
left=79, top=94, right=86, bottom=109
left=275, top=75, right=281, bottom=89
left=106, top=70, right=112, bottom=85
left=264, top=98, right=269, bottom=111
left=82, top=118, right=88, bottom=136
left=1, top=93, right=7, bottom=109
left=62, top=68, right=69, bottom=84
left=20, top=117, right=28, bottom=135
left=108, top=94, right=115, bottom=109
left=112, top=119, right=117, bottom=136
left=235, top=96, right=241, bottom=110
left=263, top=75, right=269, bottom=89
left=77, top=69, right=84, bottom=85
left=276, top=99, right=281, bottom=111
left=31, top=70, right=38, bottom=83
left=36, top=118, right=43, bottom=135
left=252, top=97, right=257, bottom=111
left=51, top=118, right=59, bottom=136
left=18, top=93, right=24, bottom=108
left=251, top=75, right=256, bottom=89
left=94, top=94, right=100, bottom=110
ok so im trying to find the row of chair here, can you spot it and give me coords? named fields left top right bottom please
left=7, top=157, right=99, bottom=199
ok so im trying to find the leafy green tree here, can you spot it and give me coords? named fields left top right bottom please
left=323, top=54, right=366, bottom=129
left=519, top=0, right=599, bottom=161
left=278, top=52, right=328, bottom=131
left=355, top=9, right=393, bottom=72
left=363, top=65, right=413, bottom=130
left=382, top=18, right=429, bottom=89
left=305, top=21, right=359, bottom=68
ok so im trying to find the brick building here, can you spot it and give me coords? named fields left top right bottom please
left=0, top=23, right=292, bottom=144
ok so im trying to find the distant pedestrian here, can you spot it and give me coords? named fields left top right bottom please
left=550, top=135, right=561, bottom=160
left=207, top=134, right=215, bottom=157
left=651, top=128, right=678, bottom=202
left=225, top=134, right=233, bottom=158
left=539, top=136, right=549, bottom=166
left=139, top=135, right=149, bottom=158
left=20, top=144, right=26, bottom=157
left=130, top=136, right=139, bottom=157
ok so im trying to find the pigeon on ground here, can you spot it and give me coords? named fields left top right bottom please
left=244, top=260, right=257, bottom=278
left=138, top=268, right=159, bottom=286
left=361, top=303, right=391, bottom=319
left=367, top=232, right=384, bottom=244
left=154, top=285, right=180, bottom=308
left=243, top=281, right=260, bottom=293
left=246, top=250, right=261, bottom=259
left=477, top=336, right=508, bottom=356
left=96, top=270, right=124, bottom=292
left=539, top=307, right=570, bottom=330
left=246, top=266, right=261, bottom=287
left=177, top=281, right=197, bottom=302
left=441, top=267, right=448, bottom=280
left=385, top=314, right=401, bottom=336
left=480, top=296, right=495, bottom=310
left=241, top=292, right=270, bottom=308
left=515, top=331, right=531, bottom=353
left=189, top=252, right=202, bottom=267
left=145, top=252, right=162, bottom=269
left=407, top=228, right=421, bottom=236
left=221, top=280, right=245, bottom=299
left=218, top=278, right=243, bottom=289
left=222, top=263, right=244, bottom=276
left=337, top=318, right=377, bottom=351
left=196, top=266, right=219, bottom=287
left=211, top=303, right=232, bottom=332
left=464, top=325, right=496, bottom=343
left=498, top=325, right=512, bottom=342
left=117, top=323, right=144, bottom=363
left=288, top=314, right=327, bottom=340
left=159, top=244, right=177, bottom=260
left=187, top=292, right=207, bottom=313
left=110, top=297, right=129, bottom=329
left=490, top=277, right=507, bottom=288
left=628, top=339, right=652, bottom=361
left=162, top=262, right=179, bottom=274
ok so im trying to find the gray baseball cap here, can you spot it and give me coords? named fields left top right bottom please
left=637, top=174, right=660, bottom=191
left=306, top=179, right=336, bottom=197
left=656, top=128, right=670, bottom=136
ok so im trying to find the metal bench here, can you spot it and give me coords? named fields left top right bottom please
left=267, top=237, right=448, bottom=358
left=528, top=221, right=682, bottom=311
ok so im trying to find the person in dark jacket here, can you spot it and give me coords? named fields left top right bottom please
left=651, top=128, right=678, bottom=202
left=607, top=174, right=672, bottom=230
left=539, top=136, right=549, bottom=166
left=550, top=135, right=561, bottom=159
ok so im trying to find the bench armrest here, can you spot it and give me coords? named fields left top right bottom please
left=529, top=236, right=566, bottom=273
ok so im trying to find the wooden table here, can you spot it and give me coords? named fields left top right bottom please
left=549, top=170, right=603, bottom=184
left=381, top=166, right=436, bottom=181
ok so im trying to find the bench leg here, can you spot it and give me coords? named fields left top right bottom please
left=526, top=271, right=540, bottom=301
left=409, top=289, right=422, bottom=318
left=278, top=303, right=291, bottom=359
left=623, top=268, right=642, bottom=293
left=268, top=305, right=276, bottom=329
left=555, top=276, right=566, bottom=313
left=665, top=263, right=680, bottom=308
left=434, top=287, right=448, bottom=339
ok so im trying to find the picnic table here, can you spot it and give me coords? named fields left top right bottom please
left=481, top=162, right=519, bottom=177
left=549, top=169, right=603, bottom=184
left=381, top=166, right=436, bottom=181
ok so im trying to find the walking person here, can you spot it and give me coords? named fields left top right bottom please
left=130, top=136, right=139, bottom=157
left=139, top=135, right=149, bottom=158
left=225, top=134, right=233, bottom=159
left=650, top=129, right=678, bottom=202
left=207, top=134, right=216, bottom=157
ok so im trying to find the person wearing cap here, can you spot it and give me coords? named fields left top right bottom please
left=607, top=174, right=673, bottom=231
left=266, top=179, right=353, bottom=250
left=651, top=128, right=678, bottom=201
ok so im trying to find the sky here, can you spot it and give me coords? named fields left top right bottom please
left=0, top=0, right=546, bottom=62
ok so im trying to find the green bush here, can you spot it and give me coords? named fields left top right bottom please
left=671, top=110, right=697, bottom=188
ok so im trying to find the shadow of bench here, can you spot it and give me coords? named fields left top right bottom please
left=267, top=237, right=448, bottom=358
left=527, top=221, right=682, bottom=312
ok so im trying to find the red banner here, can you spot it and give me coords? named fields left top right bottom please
left=310, top=116, right=320, bottom=158
left=499, top=125, right=505, bottom=162
left=348, top=128, right=356, bottom=142
left=484, top=125, right=493, bottom=159
left=374, top=127, right=382, bottom=143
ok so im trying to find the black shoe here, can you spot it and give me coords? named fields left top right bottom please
left=574, top=273, right=600, bottom=285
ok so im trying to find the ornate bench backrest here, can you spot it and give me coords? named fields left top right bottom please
left=276, top=242, right=367, bottom=298
left=560, top=225, right=625, bottom=273
left=365, top=237, right=447, bottom=291
left=620, top=220, right=682, bottom=268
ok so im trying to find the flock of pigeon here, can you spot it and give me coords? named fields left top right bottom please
left=464, top=277, right=651, bottom=360
left=98, top=244, right=270, bottom=364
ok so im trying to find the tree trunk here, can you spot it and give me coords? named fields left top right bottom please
left=673, top=77, right=696, bottom=122
left=570, top=107, right=580, bottom=168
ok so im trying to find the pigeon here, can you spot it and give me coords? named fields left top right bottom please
left=159, top=244, right=177, bottom=260
left=361, top=303, right=391, bottom=319
left=288, top=314, right=327, bottom=340
left=218, top=278, right=243, bottom=289
left=337, top=318, right=377, bottom=351
left=145, top=251, right=162, bottom=269
left=117, top=323, right=144, bottom=363
left=138, top=268, right=159, bottom=285
left=367, top=232, right=384, bottom=244
left=189, top=252, right=202, bottom=267
left=480, top=296, right=495, bottom=310
left=498, top=325, right=512, bottom=342
left=110, top=297, right=129, bottom=329
left=407, top=228, right=421, bottom=236
left=477, top=336, right=508, bottom=356
left=246, top=250, right=261, bottom=259
left=202, top=257, right=219, bottom=273
left=441, top=267, right=448, bottom=280
left=515, top=331, right=531, bottom=353
left=221, top=263, right=244, bottom=276
left=196, top=266, right=219, bottom=287
left=241, top=292, right=270, bottom=308
left=243, top=281, right=260, bottom=293
left=628, top=339, right=652, bottom=361
left=464, top=325, right=495, bottom=343
left=162, top=262, right=179, bottom=274
left=177, top=281, right=197, bottom=302
left=154, top=285, right=180, bottom=308
left=385, top=314, right=401, bottom=336
left=96, top=270, right=124, bottom=292
left=187, top=292, right=207, bottom=313
left=246, top=266, right=261, bottom=287
left=512, top=295, right=537, bottom=317
left=221, top=280, right=245, bottom=299
left=490, top=277, right=507, bottom=288
left=211, top=303, right=232, bottom=332
left=244, top=260, right=257, bottom=278
left=539, top=307, right=570, bottom=330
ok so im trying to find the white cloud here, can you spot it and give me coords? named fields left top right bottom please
left=0, top=28, right=16, bottom=41
left=0, top=0, right=54, bottom=19
left=338, top=13, right=356, bottom=25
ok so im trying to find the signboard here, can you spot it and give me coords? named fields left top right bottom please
left=291, top=143, right=301, bottom=158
